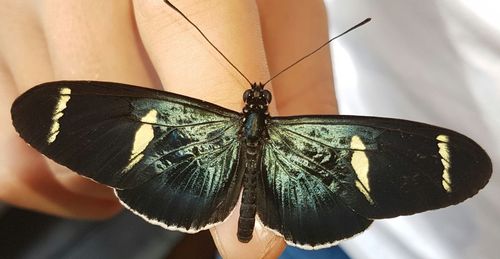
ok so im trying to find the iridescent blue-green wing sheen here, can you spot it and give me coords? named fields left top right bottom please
left=11, top=81, right=245, bottom=231
left=115, top=125, right=245, bottom=232
left=258, top=115, right=491, bottom=248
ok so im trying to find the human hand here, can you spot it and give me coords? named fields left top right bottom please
left=0, top=0, right=335, bottom=258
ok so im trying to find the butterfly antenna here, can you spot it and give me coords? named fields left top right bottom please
left=262, top=18, right=371, bottom=87
left=164, top=0, right=252, bottom=85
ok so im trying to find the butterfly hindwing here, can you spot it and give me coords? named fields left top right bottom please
left=258, top=140, right=373, bottom=248
left=12, top=80, right=241, bottom=180
left=115, top=120, right=245, bottom=232
left=257, top=115, right=491, bottom=247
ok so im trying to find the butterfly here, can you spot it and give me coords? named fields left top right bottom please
left=10, top=79, right=491, bottom=249
left=10, top=0, right=493, bottom=250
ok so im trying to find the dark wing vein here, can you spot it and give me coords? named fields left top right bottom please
left=269, top=129, right=344, bottom=184
left=128, top=122, right=237, bottom=174
left=281, top=126, right=368, bottom=152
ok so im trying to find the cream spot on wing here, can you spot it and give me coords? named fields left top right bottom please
left=437, top=134, right=452, bottom=192
left=350, top=135, right=367, bottom=150
left=124, top=154, right=145, bottom=171
left=47, top=87, right=71, bottom=144
left=437, top=134, right=449, bottom=143
left=350, top=135, right=373, bottom=204
left=140, top=109, right=159, bottom=124
left=124, top=110, right=158, bottom=171
left=60, top=88, right=71, bottom=95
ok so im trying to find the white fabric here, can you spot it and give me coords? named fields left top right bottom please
left=324, top=1, right=500, bottom=258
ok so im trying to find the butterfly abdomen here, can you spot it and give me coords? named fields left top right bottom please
left=237, top=111, right=267, bottom=242
left=237, top=161, right=258, bottom=242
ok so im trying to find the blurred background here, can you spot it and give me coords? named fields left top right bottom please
left=1, top=0, right=498, bottom=258
left=327, top=0, right=500, bottom=258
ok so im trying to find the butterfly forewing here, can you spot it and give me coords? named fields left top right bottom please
left=11, top=80, right=243, bottom=186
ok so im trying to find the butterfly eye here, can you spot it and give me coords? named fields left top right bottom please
left=263, top=90, right=272, bottom=104
left=243, top=89, right=252, bottom=102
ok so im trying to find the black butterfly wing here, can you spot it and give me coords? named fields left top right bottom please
left=258, top=115, right=491, bottom=248
left=12, top=81, right=245, bottom=231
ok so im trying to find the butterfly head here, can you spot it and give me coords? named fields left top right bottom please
left=242, top=83, right=271, bottom=114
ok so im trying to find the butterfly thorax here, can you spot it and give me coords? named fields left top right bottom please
left=237, top=83, right=271, bottom=242
left=241, top=83, right=271, bottom=141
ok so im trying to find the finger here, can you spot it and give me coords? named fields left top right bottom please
left=133, top=0, right=270, bottom=108
left=0, top=59, right=121, bottom=219
left=35, top=0, right=158, bottom=200
left=257, top=0, right=337, bottom=116
left=134, top=0, right=284, bottom=257
left=0, top=0, right=156, bottom=218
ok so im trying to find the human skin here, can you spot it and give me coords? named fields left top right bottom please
left=0, top=0, right=336, bottom=258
